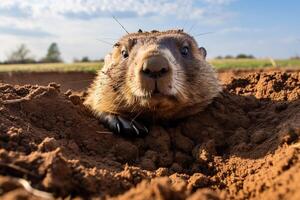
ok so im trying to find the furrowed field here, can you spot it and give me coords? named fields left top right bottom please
left=0, top=58, right=300, bottom=73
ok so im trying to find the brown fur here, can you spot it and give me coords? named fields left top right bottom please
left=84, top=30, right=221, bottom=120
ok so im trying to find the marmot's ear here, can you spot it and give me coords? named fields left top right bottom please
left=199, top=47, right=207, bottom=60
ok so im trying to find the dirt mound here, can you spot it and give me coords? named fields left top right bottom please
left=0, top=71, right=299, bottom=200
left=0, top=72, right=96, bottom=92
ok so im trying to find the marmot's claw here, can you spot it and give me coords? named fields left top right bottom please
left=99, top=114, right=120, bottom=134
left=99, top=113, right=148, bottom=137
left=116, top=116, right=148, bottom=137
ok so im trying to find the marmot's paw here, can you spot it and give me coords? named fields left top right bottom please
left=99, top=113, right=149, bottom=137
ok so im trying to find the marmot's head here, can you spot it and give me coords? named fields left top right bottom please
left=86, top=30, right=220, bottom=119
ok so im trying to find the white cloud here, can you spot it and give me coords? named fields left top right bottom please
left=0, top=0, right=238, bottom=62
left=0, top=0, right=232, bottom=20
left=203, top=0, right=236, bottom=5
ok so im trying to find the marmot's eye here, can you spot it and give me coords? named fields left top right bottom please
left=121, top=50, right=129, bottom=58
left=181, top=46, right=189, bottom=56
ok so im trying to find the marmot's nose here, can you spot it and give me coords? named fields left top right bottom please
left=141, top=56, right=169, bottom=79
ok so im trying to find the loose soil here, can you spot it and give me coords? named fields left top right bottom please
left=0, top=71, right=299, bottom=200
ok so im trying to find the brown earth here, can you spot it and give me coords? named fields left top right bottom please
left=0, top=71, right=299, bottom=200
left=1, top=68, right=299, bottom=92
left=0, top=72, right=95, bottom=92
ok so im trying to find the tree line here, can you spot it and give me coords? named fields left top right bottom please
left=215, top=54, right=255, bottom=59
left=0, top=43, right=62, bottom=64
left=2, top=44, right=299, bottom=64
left=1, top=43, right=104, bottom=64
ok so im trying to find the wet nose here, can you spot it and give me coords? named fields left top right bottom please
left=141, top=56, right=169, bottom=79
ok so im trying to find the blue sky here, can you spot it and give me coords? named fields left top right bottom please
left=0, top=0, right=299, bottom=62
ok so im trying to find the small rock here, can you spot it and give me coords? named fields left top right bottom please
left=64, top=90, right=72, bottom=96
left=155, top=168, right=169, bottom=176
left=48, top=82, right=60, bottom=90
left=188, top=173, right=210, bottom=190
left=38, top=137, right=59, bottom=152
left=192, top=140, right=215, bottom=163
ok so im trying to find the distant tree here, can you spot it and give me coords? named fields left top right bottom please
left=74, top=57, right=104, bottom=63
left=236, top=54, right=255, bottom=59
left=6, top=44, right=35, bottom=64
left=215, top=56, right=223, bottom=59
left=236, top=54, right=248, bottom=59
left=81, top=56, right=90, bottom=62
left=42, top=43, right=62, bottom=63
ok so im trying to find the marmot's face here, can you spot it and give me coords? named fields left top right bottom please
left=102, top=31, right=209, bottom=113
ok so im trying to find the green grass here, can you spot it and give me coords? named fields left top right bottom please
left=0, top=59, right=299, bottom=73
left=210, top=59, right=300, bottom=70
left=0, top=62, right=103, bottom=73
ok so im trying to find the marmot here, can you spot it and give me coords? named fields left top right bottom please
left=84, top=30, right=221, bottom=137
